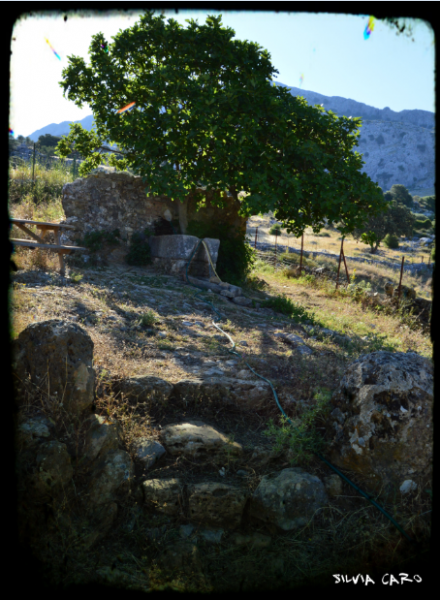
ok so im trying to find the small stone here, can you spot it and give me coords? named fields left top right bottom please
left=158, top=332, right=167, bottom=338
left=238, top=340, right=248, bottom=346
left=400, top=480, right=417, bottom=495
left=236, top=470, right=249, bottom=477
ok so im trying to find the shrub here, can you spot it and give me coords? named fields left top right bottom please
left=383, top=233, right=399, bottom=249
left=124, top=227, right=154, bottom=266
left=413, top=218, right=433, bottom=231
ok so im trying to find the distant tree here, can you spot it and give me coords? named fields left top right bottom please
left=37, top=133, right=63, bottom=148
left=388, top=184, right=414, bottom=208
left=37, top=133, right=84, bottom=160
left=420, top=195, right=435, bottom=213
left=352, top=200, right=416, bottom=254
left=383, top=191, right=394, bottom=202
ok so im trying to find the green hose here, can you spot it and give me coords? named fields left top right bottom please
left=184, top=238, right=415, bottom=544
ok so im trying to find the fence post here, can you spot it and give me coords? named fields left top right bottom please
left=32, top=142, right=36, bottom=202
left=336, top=236, right=344, bottom=289
left=396, top=256, right=405, bottom=309
left=341, top=239, right=350, bottom=284
left=299, top=233, right=304, bottom=275
left=254, top=226, right=258, bottom=249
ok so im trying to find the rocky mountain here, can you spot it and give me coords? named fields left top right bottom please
left=276, top=82, right=435, bottom=195
left=27, top=114, right=95, bottom=142
left=25, top=82, right=435, bottom=194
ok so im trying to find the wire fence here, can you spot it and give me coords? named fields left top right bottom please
left=8, top=143, right=87, bottom=205
left=245, top=227, right=434, bottom=278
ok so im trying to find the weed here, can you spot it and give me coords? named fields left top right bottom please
left=138, top=310, right=157, bottom=328
left=69, top=271, right=84, bottom=284
left=263, top=388, right=332, bottom=464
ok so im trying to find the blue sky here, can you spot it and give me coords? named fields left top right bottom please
left=10, top=9, right=435, bottom=138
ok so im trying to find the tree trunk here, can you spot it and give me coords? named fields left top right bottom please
left=178, top=197, right=188, bottom=235
left=175, top=162, right=188, bottom=235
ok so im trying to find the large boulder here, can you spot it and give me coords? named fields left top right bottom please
left=13, top=320, right=135, bottom=568
left=12, top=319, right=95, bottom=415
left=324, top=351, right=433, bottom=499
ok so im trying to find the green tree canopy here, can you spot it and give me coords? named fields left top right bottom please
left=37, top=133, right=63, bottom=148
left=352, top=199, right=416, bottom=254
left=56, top=10, right=387, bottom=237
left=388, top=184, right=414, bottom=208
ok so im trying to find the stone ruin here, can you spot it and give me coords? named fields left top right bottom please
left=60, top=171, right=247, bottom=279
left=12, top=319, right=433, bottom=588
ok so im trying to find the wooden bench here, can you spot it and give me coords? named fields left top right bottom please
left=10, top=218, right=88, bottom=276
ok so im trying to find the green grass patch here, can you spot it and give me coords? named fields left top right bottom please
left=260, top=292, right=320, bottom=326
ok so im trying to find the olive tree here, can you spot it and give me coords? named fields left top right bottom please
left=351, top=200, right=416, bottom=254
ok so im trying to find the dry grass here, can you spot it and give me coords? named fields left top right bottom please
left=246, top=215, right=434, bottom=272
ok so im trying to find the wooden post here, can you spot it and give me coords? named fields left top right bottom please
left=397, top=256, right=405, bottom=308
left=53, top=228, right=65, bottom=276
left=299, top=233, right=304, bottom=275
left=336, top=236, right=344, bottom=289
left=341, top=242, right=350, bottom=284
left=32, top=143, right=36, bottom=203
left=254, top=226, right=258, bottom=249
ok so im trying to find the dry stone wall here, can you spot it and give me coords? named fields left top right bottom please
left=60, top=171, right=247, bottom=266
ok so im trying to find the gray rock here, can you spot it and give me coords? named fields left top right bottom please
left=113, top=374, right=174, bottom=405
left=160, top=420, right=242, bottom=459
left=250, top=467, right=328, bottom=531
left=130, top=437, right=166, bottom=469
left=141, top=477, right=185, bottom=517
left=325, top=351, right=433, bottom=500
left=11, top=319, right=95, bottom=415
left=188, top=481, right=248, bottom=529
left=233, top=296, right=253, bottom=306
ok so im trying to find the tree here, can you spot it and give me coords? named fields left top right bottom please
left=37, top=133, right=84, bottom=160
left=352, top=200, right=416, bottom=254
left=37, top=133, right=63, bottom=148
left=56, top=10, right=387, bottom=238
left=420, top=195, right=435, bottom=213
left=387, top=184, right=413, bottom=208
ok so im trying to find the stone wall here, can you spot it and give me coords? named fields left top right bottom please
left=60, top=171, right=247, bottom=267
